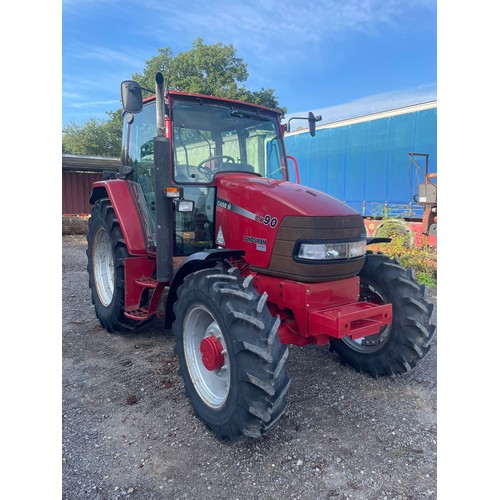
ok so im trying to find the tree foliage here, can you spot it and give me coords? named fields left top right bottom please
left=62, top=38, right=285, bottom=156
left=62, top=109, right=123, bottom=157
left=132, top=38, right=284, bottom=111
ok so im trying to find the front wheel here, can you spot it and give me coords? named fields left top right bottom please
left=173, top=267, right=290, bottom=442
left=330, top=253, right=436, bottom=377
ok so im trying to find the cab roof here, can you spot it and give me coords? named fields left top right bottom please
left=142, top=90, right=283, bottom=116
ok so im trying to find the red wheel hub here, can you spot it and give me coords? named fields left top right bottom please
left=200, top=336, right=225, bottom=371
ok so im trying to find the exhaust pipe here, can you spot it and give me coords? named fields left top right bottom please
left=153, top=72, right=174, bottom=282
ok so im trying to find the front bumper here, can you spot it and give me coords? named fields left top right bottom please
left=253, top=274, right=392, bottom=346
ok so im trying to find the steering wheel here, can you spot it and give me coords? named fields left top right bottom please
left=197, top=155, right=235, bottom=176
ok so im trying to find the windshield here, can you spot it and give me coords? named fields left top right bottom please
left=171, top=98, right=286, bottom=184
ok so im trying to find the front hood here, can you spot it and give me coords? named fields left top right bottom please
left=213, top=173, right=365, bottom=275
left=215, top=174, right=359, bottom=219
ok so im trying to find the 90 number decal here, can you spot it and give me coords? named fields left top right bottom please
left=256, top=214, right=278, bottom=228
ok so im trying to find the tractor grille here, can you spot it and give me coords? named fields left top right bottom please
left=253, top=215, right=366, bottom=282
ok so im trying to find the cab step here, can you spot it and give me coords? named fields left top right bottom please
left=124, top=308, right=149, bottom=320
left=135, top=277, right=157, bottom=289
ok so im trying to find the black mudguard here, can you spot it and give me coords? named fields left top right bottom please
left=164, top=249, right=245, bottom=329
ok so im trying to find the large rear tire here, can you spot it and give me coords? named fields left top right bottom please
left=86, top=198, right=137, bottom=333
left=330, top=253, right=435, bottom=377
left=173, top=266, right=290, bottom=442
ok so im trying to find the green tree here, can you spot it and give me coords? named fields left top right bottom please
left=63, top=38, right=285, bottom=156
left=132, top=38, right=284, bottom=111
left=62, top=109, right=122, bottom=157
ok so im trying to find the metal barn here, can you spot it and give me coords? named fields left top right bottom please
left=62, top=155, right=119, bottom=215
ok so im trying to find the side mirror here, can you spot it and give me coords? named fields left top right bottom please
left=285, top=113, right=322, bottom=136
left=121, top=81, right=143, bottom=113
left=308, top=112, right=322, bottom=137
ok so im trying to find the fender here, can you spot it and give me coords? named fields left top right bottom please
left=164, top=249, right=245, bottom=329
left=90, top=179, right=147, bottom=256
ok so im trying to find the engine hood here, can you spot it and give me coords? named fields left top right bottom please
left=213, top=173, right=365, bottom=280
left=215, top=174, right=359, bottom=218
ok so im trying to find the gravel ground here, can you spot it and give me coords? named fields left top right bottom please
left=62, top=235, right=437, bottom=500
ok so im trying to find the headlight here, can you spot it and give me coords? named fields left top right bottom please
left=297, top=240, right=366, bottom=261
left=174, top=198, right=195, bottom=212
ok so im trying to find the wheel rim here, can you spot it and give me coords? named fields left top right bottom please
left=341, top=280, right=391, bottom=353
left=92, top=227, right=115, bottom=307
left=183, top=305, right=230, bottom=409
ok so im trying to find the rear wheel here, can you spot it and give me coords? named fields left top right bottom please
left=86, top=198, right=137, bottom=333
left=173, top=267, right=290, bottom=442
left=330, top=253, right=435, bottom=377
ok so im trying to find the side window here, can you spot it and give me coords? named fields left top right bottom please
left=266, top=138, right=284, bottom=179
left=125, top=104, right=157, bottom=207
left=243, top=122, right=283, bottom=178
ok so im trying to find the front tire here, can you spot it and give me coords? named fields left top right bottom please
left=173, top=267, right=290, bottom=442
left=86, top=198, right=137, bottom=333
left=330, top=253, right=436, bottom=377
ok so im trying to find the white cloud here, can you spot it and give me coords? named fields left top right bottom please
left=65, top=43, right=147, bottom=69
left=67, top=99, right=119, bottom=110
left=144, top=0, right=435, bottom=58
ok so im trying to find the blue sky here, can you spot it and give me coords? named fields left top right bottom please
left=62, top=0, right=437, bottom=127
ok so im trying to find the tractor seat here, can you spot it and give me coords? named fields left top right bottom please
left=219, top=162, right=255, bottom=173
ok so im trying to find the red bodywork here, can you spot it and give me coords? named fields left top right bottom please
left=253, top=274, right=391, bottom=346
left=90, top=172, right=392, bottom=344
left=90, top=91, right=393, bottom=344
left=214, top=174, right=358, bottom=268
left=214, top=173, right=392, bottom=346
left=90, top=179, right=148, bottom=256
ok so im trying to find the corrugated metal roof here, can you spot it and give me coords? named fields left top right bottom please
left=62, top=154, right=120, bottom=172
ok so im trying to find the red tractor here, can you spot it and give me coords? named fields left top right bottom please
left=87, top=73, right=435, bottom=442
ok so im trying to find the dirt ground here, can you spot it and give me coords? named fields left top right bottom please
left=62, top=235, right=437, bottom=500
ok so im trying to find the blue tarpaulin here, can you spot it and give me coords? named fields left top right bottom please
left=284, top=103, right=437, bottom=220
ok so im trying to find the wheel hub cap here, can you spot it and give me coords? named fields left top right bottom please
left=200, top=336, right=225, bottom=371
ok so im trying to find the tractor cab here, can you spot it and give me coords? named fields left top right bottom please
left=120, top=90, right=287, bottom=257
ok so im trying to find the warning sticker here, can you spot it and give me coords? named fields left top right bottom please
left=216, top=226, right=225, bottom=246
